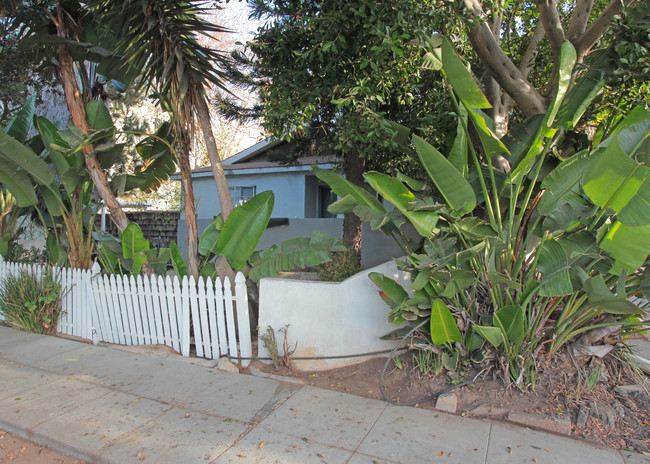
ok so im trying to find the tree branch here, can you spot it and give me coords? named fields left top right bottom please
left=518, top=21, right=545, bottom=79
left=463, top=0, right=547, bottom=116
left=567, top=0, right=593, bottom=42
left=535, top=0, right=566, bottom=61
left=575, top=0, right=633, bottom=58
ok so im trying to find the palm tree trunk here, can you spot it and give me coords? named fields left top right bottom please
left=194, top=85, right=234, bottom=220
left=177, top=140, right=200, bottom=279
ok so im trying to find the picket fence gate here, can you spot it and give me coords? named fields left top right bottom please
left=0, top=257, right=251, bottom=367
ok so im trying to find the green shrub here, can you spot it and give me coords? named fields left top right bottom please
left=318, top=248, right=363, bottom=282
left=0, top=270, right=62, bottom=334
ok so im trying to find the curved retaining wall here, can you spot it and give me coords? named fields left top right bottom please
left=257, top=260, right=410, bottom=371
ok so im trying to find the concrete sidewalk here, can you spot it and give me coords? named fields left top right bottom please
left=0, top=326, right=646, bottom=464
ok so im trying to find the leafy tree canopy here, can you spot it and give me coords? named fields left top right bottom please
left=234, top=0, right=457, bottom=175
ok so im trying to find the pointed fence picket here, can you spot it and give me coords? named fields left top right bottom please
left=0, top=257, right=251, bottom=366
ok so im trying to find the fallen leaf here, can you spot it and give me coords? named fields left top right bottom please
left=507, top=446, right=513, bottom=454
left=397, top=417, right=406, bottom=422
left=302, top=437, right=312, bottom=444
left=236, top=454, right=246, bottom=458
left=258, top=441, right=264, bottom=448
left=438, top=451, right=444, bottom=456
left=317, top=453, right=326, bottom=458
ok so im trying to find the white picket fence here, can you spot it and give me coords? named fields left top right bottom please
left=0, top=258, right=251, bottom=366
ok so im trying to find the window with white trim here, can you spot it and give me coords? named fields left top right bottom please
left=230, top=186, right=256, bottom=205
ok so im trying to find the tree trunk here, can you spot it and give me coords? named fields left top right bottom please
left=193, top=85, right=234, bottom=220
left=177, top=140, right=200, bottom=279
left=57, top=41, right=153, bottom=275
left=342, top=150, right=364, bottom=265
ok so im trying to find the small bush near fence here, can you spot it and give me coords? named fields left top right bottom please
left=0, top=269, right=62, bottom=334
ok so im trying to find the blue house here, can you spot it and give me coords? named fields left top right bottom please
left=174, top=139, right=403, bottom=267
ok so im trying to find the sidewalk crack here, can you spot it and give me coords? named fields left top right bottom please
left=345, top=402, right=389, bottom=464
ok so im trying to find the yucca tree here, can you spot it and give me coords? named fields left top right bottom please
left=91, top=0, right=235, bottom=278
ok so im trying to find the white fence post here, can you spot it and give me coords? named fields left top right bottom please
left=234, top=273, right=252, bottom=367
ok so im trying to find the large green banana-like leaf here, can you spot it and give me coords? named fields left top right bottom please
left=198, top=216, right=223, bottom=257
left=448, top=104, right=469, bottom=176
left=364, top=171, right=439, bottom=237
left=170, top=241, right=189, bottom=278
left=0, top=130, right=56, bottom=187
left=4, top=96, right=35, bottom=142
left=412, top=135, right=475, bottom=214
left=369, top=272, right=410, bottom=310
left=537, top=238, right=573, bottom=296
left=247, top=230, right=345, bottom=282
left=509, top=41, right=576, bottom=182
left=430, top=299, right=463, bottom=346
left=473, top=325, right=504, bottom=348
left=35, top=117, right=86, bottom=194
left=0, top=168, right=38, bottom=207
left=599, top=221, right=650, bottom=271
left=541, top=41, right=576, bottom=133
left=583, top=136, right=650, bottom=227
left=584, top=275, right=644, bottom=315
left=466, top=107, right=510, bottom=157
left=121, top=223, right=150, bottom=275
left=494, top=305, right=525, bottom=346
left=441, top=37, right=491, bottom=109
left=144, top=247, right=171, bottom=275
left=313, top=166, right=386, bottom=221
left=538, top=150, right=591, bottom=214
left=216, top=190, right=274, bottom=270
left=85, top=100, right=114, bottom=131
left=555, top=68, right=605, bottom=130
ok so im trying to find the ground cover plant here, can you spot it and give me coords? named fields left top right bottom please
left=0, top=269, right=62, bottom=334
left=316, top=36, right=650, bottom=389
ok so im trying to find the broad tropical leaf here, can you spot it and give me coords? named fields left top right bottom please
left=170, top=241, right=189, bottom=278
left=121, top=223, right=150, bottom=275
left=583, top=136, right=650, bottom=227
left=430, top=299, right=462, bottom=346
left=538, top=150, right=591, bottom=215
left=537, top=238, right=573, bottom=296
left=247, top=230, right=345, bottom=282
left=216, top=191, right=274, bottom=270
left=494, top=305, right=525, bottom=346
left=198, top=216, right=223, bottom=256
left=369, top=272, right=410, bottom=310
left=4, top=96, right=35, bottom=142
left=412, top=135, right=475, bottom=214
left=555, top=68, right=605, bottom=130
left=441, top=37, right=490, bottom=109
left=599, top=221, right=650, bottom=270
left=313, top=165, right=386, bottom=221
left=473, top=325, right=504, bottom=348
left=584, top=275, right=644, bottom=315
left=364, top=171, right=439, bottom=237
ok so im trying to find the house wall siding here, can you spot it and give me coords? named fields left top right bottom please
left=191, top=171, right=307, bottom=220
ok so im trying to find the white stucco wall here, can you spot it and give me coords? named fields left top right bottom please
left=257, top=260, right=411, bottom=371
